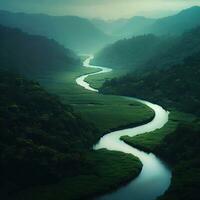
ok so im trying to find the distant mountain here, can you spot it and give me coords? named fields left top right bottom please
left=93, top=6, right=200, bottom=39
left=0, top=25, right=80, bottom=76
left=91, top=18, right=127, bottom=35
left=0, top=10, right=112, bottom=53
left=148, top=6, right=200, bottom=36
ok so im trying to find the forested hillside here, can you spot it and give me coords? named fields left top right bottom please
left=101, top=52, right=200, bottom=115
left=94, top=26, right=200, bottom=71
left=0, top=70, right=100, bottom=197
left=0, top=25, right=80, bottom=76
left=93, top=34, right=174, bottom=69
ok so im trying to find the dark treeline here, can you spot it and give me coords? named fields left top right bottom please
left=157, top=123, right=200, bottom=200
left=0, top=25, right=80, bottom=77
left=0, top=70, right=100, bottom=197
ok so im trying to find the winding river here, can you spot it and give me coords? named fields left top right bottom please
left=76, top=56, right=172, bottom=200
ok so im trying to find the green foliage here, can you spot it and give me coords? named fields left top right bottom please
left=121, top=111, right=200, bottom=200
left=157, top=122, right=200, bottom=200
left=100, top=51, right=200, bottom=116
left=93, top=34, right=174, bottom=69
left=0, top=25, right=80, bottom=76
left=93, top=26, right=200, bottom=71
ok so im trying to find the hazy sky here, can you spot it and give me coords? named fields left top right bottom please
left=0, top=0, right=200, bottom=19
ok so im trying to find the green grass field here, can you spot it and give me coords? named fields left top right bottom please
left=13, top=150, right=142, bottom=200
left=85, top=68, right=129, bottom=89
left=35, top=66, right=154, bottom=134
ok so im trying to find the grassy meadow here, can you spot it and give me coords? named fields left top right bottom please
left=13, top=149, right=142, bottom=200
left=35, top=65, right=154, bottom=134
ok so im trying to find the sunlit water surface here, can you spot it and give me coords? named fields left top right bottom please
left=76, top=56, right=172, bottom=200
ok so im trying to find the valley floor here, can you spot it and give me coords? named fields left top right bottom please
left=12, top=64, right=155, bottom=200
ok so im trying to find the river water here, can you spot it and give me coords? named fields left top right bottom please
left=76, top=56, right=171, bottom=200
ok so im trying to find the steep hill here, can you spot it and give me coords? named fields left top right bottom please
left=0, top=10, right=111, bottom=53
left=100, top=51, right=200, bottom=116
left=0, top=70, right=99, bottom=197
left=0, top=25, right=80, bottom=76
left=93, top=34, right=174, bottom=69
left=93, top=26, right=200, bottom=71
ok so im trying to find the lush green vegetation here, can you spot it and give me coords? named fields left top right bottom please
left=13, top=149, right=142, bottom=200
left=85, top=68, right=129, bottom=89
left=121, top=111, right=196, bottom=152
left=158, top=122, right=200, bottom=200
left=121, top=112, right=200, bottom=200
left=100, top=51, right=200, bottom=116
left=0, top=25, right=80, bottom=76
left=0, top=70, right=99, bottom=197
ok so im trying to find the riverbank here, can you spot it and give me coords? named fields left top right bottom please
left=12, top=149, right=142, bottom=200
left=121, top=110, right=199, bottom=200
left=35, top=66, right=154, bottom=134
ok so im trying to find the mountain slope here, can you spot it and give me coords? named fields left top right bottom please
left=93, top=34, right=174, bottom=69
left=100, top=50, right=200, bottom=116
left=94, top=6, right=200, bottom=38
left=149, top=6, right=200, bottom=36
left=0, top=10, right=111, bottom=53
left=114, top=16, right=156, bottom=37
left=0, top=25, right=80, bottom=76
left=93, top=26, right=200, bottom=71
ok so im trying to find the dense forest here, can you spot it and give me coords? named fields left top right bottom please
left=0, top=25, right=80, bottom=77
left=100, top=52, right=200, bottom=115
left=0, top=70, right=100, bottom=198
left=157, top=123, right=200, bottom=200
left=93, top=34, right=175, bottom=69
